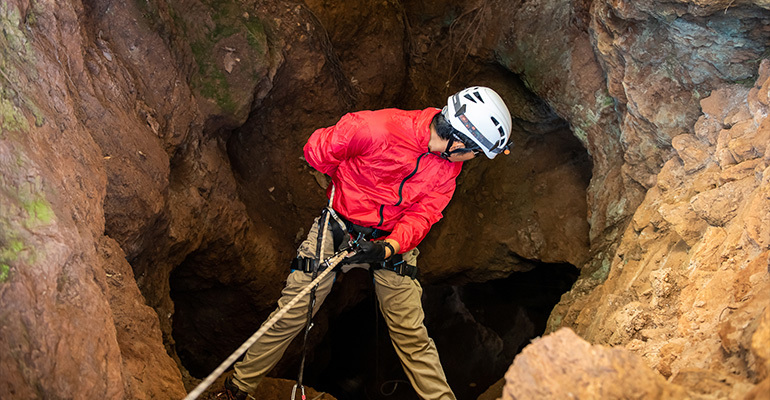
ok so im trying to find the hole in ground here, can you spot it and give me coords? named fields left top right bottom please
left=284, top=262, right=579, bottom=400
left=171, top=259, right=577, bottom=399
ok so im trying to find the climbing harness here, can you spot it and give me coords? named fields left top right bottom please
left=377, top=257, right=419, bottom=279
left=332, top=213, right=419, bottom=279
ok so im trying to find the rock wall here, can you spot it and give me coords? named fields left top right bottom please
left=496, top=0, right=770, bottom=283
left=0, top=0, right=286, bottom=396
left=489, top=2, right=770, bottom=396
left=543, top=59, right=770, bottom=400
left=1, top=0, right=769, bottom=398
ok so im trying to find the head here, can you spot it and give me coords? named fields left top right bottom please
left=440, top=86, right=512, bottom=159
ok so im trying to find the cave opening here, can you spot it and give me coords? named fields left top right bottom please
left=293, top=263, right=580, bottom=400
left=170, top=256, right=579, bottom=399
left=169, top=251, right=272, bottom=378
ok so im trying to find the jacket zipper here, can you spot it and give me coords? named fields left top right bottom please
left=378, top=152, right=429, bottom=226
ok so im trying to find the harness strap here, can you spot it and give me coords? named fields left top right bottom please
left=295, top=207, right=418, bottom=278
left=336, top=214, right=391, bottom=240
left=295, top=187, right=338, bottom=397
left=291, top=257, right=318, bottom=273
left=375, top=256, right=419, bottom=279
left=293, top=254, right=419, bottom=279
left=291, top=256, right=341, bottom=274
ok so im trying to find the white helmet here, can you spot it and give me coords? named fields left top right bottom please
left=442, top=86, right=512, bottom=159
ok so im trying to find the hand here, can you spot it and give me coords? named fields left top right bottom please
left=345, top=240, right=392, bottom=264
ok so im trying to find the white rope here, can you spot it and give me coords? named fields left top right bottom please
left=182, top=250, right=350, bottom=400
left=318, top=185, right=335, bottom=264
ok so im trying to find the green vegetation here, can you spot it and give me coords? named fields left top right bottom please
left=180, top=0, right=269, bottom=113
left=10, top=174, right=57, bottom=229
left=1, top=2, right=45, bottom=135
left=190, top=41, right=238, bottom=113
left=0, top=166, right=54, bottom=284
left=136, top=0, right=275, bottom=114
left=23, top=198, right=54, bottom=226
left=0, top=235, right=25, bottom=284
left=0, top=240, right=24, bottom=262
left=1, top=3, right=33, bottom=55
left=0, top=91, right=29, bottom=134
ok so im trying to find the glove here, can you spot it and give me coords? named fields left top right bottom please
left=345, top=240, right=392, bottom=264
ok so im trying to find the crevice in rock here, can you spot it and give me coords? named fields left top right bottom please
left=301, top=263, right=578, bottom=400
left=169, top=248, right=273, bottom=378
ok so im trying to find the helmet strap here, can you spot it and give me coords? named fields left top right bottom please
left=439, top=137, right=455, bottom=160
left=440, top=137, right=482, bottom=159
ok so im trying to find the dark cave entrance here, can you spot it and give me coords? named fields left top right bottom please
left=170, top=258, right=578, bottom=399
left=230, top=262, right=577, bottom=400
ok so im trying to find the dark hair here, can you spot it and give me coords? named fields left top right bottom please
left=431, top=112, right=478, bottom=149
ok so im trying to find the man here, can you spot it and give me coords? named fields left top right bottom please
left=224, top=86, right=512, bottom=400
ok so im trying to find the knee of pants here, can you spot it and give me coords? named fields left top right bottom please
left=374, top=271, right=429, bottom=336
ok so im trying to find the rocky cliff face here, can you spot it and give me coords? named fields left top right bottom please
left=512, top=62, right=770, bottom=400
left=0, top=0, right=768, bottom=399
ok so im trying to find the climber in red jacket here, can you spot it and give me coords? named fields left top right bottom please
left=224, top=86, right=512, bottom=400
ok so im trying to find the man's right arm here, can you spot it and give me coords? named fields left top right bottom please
left=303, top=112, right=371, bottom=177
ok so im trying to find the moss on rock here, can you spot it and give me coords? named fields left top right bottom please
left=173, top=0, right=270, bottom=115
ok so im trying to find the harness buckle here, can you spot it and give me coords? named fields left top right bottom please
left=291, top=257, right=321, bottom=273
left=382, top=258, right=418, bottom=279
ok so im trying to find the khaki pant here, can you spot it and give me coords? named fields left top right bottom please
left=232, top=216, right=456, bottom=400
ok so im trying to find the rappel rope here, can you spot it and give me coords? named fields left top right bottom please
left=292, top=185, right=339, bottom=400
left=183, top=187, right=348, bottom=400
left=181, top=250, right=349, bottom=400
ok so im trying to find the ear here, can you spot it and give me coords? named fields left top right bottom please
left=449, top=141, right=466, bottom=151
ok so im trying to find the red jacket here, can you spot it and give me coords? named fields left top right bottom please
left=304, top=108, right=463, bottom=252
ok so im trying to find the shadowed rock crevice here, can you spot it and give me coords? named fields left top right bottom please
left=169, top=249, right=270, bottom=378
left=222, top=263, right=579, bottom=400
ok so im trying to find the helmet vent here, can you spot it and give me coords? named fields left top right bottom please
left=498, top=127, right=505, bottom=136
left=490, top=116, right=499, bottom=126
left=463, top=94, right=477, bottom=103
left=474, top=91, right=485, bottom=102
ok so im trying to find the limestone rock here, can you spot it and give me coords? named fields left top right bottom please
left=551, top=59, right=770, bottom=398
left=671, top=133, right=712, bottom=173
left=498, top=328, right=689, bottom=400
left=690, top=178, right=754, bottom=226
